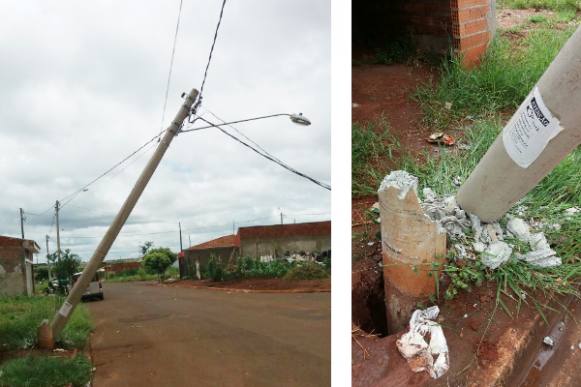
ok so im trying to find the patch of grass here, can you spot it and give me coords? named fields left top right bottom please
left=415, top=26, right=575, bottom=129
left=0, top=354, right=92, bottom=387
left=284, top=262, right=329, bottom=280
left=529, top=14, right=549, bottom=23
left=0, top=296, right=92, bottom=351
left=352, top=117, right=399, bottom=196
left=499, top=0, right=580, bottom=12
left=105, top=268, right=157, bottom=282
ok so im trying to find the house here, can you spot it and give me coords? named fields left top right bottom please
left=179, top=234, right=240, bottom=279
left=178, top=221, right=331, bottom=278
left=353, top=0, right=495, bottom=67
left=103, top=258, right=142, bottom=274
left=0, top=235, right=40, bottom=296
left=238, top=221, right=331, bottom=261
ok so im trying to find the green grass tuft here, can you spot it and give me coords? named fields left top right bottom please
left=0, top=354, right=92, bottom=387
left=352, top=117, right=399, bottom=196
left=0, top=296, right=93, bottom=351
left=415, top=27, right=575, bottom=129
left=499, top=0, right=580, bottom=12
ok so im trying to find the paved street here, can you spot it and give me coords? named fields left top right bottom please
left=87, top=282, right=330, bottom=386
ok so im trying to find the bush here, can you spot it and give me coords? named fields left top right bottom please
left=284, top=262, right=329, bottom=280
left=206, top=255, right=224, bottom=282
left=0, top=354, right=92, bottom=387
left=231, top=257, right=292, bottom=279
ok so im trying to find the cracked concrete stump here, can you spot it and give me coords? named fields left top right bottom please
left=457, top=25, right=581, bottom=222
left=378, top=171, right=447, bottom=333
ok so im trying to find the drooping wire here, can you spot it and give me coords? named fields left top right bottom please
left=160, top=0, right=184, bottom=131
left=58, top=129, right=165, bottom=209
left=195, top=116, right=331, bottom=191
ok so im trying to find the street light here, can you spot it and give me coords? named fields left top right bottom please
left=179, top=112, right=311, bottom=133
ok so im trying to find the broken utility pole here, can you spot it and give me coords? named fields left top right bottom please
left=378, top=171, right=447, bottom=333
left=457, top=26, right=581, bottom=222
left=41, top=88, right=199, bottom=345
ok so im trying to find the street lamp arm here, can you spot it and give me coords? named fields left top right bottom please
left=179, top=112, right=310, bottom=133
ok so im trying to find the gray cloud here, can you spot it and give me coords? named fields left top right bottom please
left=0, top=0, right=330, bottom=260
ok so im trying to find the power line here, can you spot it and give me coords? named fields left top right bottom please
left=199, top=0, right=227, bottom=99
left=57, top=129, right=165, bottom=209
left=192, top=115, right=331, bottom=191
left=160, top=0, right=184, bottom=131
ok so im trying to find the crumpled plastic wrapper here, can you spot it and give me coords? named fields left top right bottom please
left=396, top=306, right=449, bottom=379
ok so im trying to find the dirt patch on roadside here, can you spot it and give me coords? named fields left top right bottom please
left=163, top=278, right=330, bottom=292
left=352, top=63, right=436, bottom=158
left=497, top=8, right=555, bottom=30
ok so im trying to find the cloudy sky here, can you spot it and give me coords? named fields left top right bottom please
left=0, top=1, right=330, bottom=261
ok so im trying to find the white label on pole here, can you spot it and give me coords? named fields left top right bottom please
left=58, top=301, right=73, bottom=317
left=502, top=87, right=562, bottom=168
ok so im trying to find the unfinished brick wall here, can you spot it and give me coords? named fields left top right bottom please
left=353, top=0, right=495, bottom=66
left=451, top=0, right=496, bottom=66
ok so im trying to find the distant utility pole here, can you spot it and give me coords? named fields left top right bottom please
left=280, top=211, right=284, bottom=225
left=188, top=235, right=192, bottom=248
left=19, top=208, right=25, bottom=239
left=232, top=221, right=235, bottom=234
left=55, top=200, right=61, bottom=262
left=45, top=235, right=52, bottom=281
left=44, top=88, right=199, bottom=343
left=178, top=221, right=183, bottom=252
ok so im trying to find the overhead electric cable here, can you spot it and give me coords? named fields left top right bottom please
left=194, top=116, right=331, bottom=191
left=199, top=0, right=227, bottom=99
left=160, top=0, right=184, bottom=131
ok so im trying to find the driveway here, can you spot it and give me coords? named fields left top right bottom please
left=87, top=282, right=330, bottom=386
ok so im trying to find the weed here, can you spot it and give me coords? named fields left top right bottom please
left=415, top=27, right=575, bottom=129
left=374, top=36, right=415, bottom=64
left=0, top=354, right=92, bottom=387
left=284, top=261, right=329, bottom=280
left=352, top=117, right=400, bottom=196
left=499, top=0, right=581, bottom=12
left=0, top=296, right=92, bottom=350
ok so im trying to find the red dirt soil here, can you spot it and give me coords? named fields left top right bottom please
left=352, top=63, right=436, bottom=157
left=163, top=278, right=331, bottom=292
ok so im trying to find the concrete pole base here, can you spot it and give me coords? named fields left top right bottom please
left=37, top=319, right=55, bottom=349
left=378, top=171, right=447, bottom=333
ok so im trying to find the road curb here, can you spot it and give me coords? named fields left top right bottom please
left=160, top=283, right=331, bottom=294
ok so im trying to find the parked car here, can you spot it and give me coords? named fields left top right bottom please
left=72, top=268, right=105, bottom=301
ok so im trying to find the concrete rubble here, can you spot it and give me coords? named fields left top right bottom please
left=372, top=179, right=566, bottom=269
left=396, top=306, right=449, bottom=379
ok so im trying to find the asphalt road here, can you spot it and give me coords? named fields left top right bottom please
left=87, top=282, right=330, bottom=387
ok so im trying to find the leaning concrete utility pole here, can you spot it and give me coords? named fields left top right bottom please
left=55, top=200, right=62, bottom=261
left=46, top=88, right=199, bottom=341
left=457, top=26, right=581, bottom=222
left=19, top=208, right=25, bottom=239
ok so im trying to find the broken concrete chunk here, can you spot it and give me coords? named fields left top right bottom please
left=507, top=217, right=531, bottom=241
left=482, top=241, right=513, bottom=269
left=518, top=249, right=562, bottom=268
left=422, top=187, right=437, bottom=203
left=472, top=242, right=486, bottom=253
left=379, top=171, right=418, bottom=200
left=529, top=232, right=551, bottom=251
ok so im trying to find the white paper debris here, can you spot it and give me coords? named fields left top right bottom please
left=543, top=336, right=554, bottom=347
left=396, top=306, right=449, bottom=379
left=507, top=217, right=530, bottom=241
left=482, top=241, right=513, bottom=269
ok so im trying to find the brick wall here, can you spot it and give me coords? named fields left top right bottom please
left=353, top=0, right=495, bottom=66
left=0, top=236, right=35, bottom=296
left=451, top=0, right=496, bottom=66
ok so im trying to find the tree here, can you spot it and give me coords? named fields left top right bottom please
left=147, top=247, right=177, bottom=264
left=139, top=241, right=154, bottom=256
left=51, top=249, right=82, bottom=283
left=142, top=252, right=173, bottom=282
